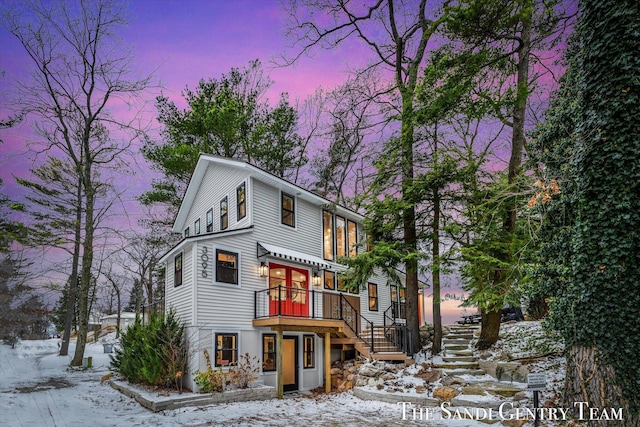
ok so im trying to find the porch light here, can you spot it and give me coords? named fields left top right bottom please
left=312, top=271, right=322, bottom=287
left=259, top=262, right=268, bottom=277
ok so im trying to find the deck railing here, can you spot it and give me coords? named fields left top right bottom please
left=383, top=305, right=413, bottom=356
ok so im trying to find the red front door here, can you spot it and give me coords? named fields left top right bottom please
left=269, top=263, right=309, bottom=317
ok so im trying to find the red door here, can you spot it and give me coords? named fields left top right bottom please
left=269, top=263, right=309, bottom=317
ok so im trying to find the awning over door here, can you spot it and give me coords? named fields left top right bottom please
left=257, top=242, right=331, bottom=270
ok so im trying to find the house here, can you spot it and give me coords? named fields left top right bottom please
left=159, top=155, right=412, bottom=397
left=100, top=312, right=136, bottom=332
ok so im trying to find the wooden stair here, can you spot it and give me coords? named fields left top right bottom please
left=338, top=325, right=412, bottom=363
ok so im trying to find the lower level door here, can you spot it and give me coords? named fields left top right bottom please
left=282, top=336, right=298, bottom=392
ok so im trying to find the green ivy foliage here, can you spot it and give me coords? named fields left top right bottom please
left=531, top=0, right=640, bottom=413
left=110, top=310, right=188, bottom=390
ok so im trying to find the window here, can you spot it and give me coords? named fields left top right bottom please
left=336, top=215, right=346, bottom=258
left=184, top=227, right=190, bottom=237
left=262, top=334, right=276, bottom=372
left=323, top=210, right=334, bottom=260
left=303, top=335, right=315, bottom=368
left=368, top=283, right=378, bottom=311
left=237, top=182, right=246, bottom=220
left=281, top=192, right=295, bottom=227
left=206, top=208, right=213, bottom=232
left=324, top=270, right=335, bottom=290
left=347, top=220, right=357, bottom=258
left=174, top=253, right=182, bottom=287
left=194, top=219, right=201, bottom=235
left=390, top=285, right=406, bottom=319
left=337, top=275, right=348, bottom=292
left=324, top=211, right=358, bottom=261
left=216, top=249, right=238, bottom=284
left=215, top=333, right=237, bottom=367
left=220, top=197, right=228, bottom=230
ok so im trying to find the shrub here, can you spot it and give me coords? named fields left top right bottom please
left=228, top=353, right=260, bottom=389
left=193, top=349, right=227, bottom=392
left=110, top=310, right=187, bottom=390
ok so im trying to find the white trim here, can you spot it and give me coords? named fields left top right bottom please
left=192, top=241, right=198, bottom=325
left=158, top=227, right=253, bottom=263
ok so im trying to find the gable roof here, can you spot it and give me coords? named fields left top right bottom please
left=172, top=154, right=364, bottom=233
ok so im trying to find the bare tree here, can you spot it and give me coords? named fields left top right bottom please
left=283, top=0, right=451, bottom=352
left=2, top=0, right=152, bottom=365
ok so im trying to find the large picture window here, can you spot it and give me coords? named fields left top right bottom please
left=368, top=283, right=378, bottom=311
left=215, top=333, right=237, bottom=367
left=216, top=249, right=238, bottom=284
left=347, top=220, right=357, bottom=258
left=336, top=215, right=346, bottom=258
left=303, top=335, right=315, bottom=368
left=262, top=334, right=276, bottom=372
left=174, top=253, right=182, bottom=287
left=206, top=208, right=213, bottom=232
left=281, top=192, right=295, bottom=227
left=220, top=197, right=228, bottom=230
left=236, top=182, right=246, bottom=220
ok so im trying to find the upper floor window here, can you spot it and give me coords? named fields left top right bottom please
left=206, top=208, right=213, bottom=232
left=237, top=182, right=246, bottom=221
left=174, top=253, right=183, bottom=287
left=194, top=219, right=201, bottom=235
left=281, top=192, right=295, bottom=227
left=184, top=227, right=190, bottom=237
left=323, top=270, right=335, bottom=290
left=216, top=249, right=238, bottom=284
left=220, top=197, right=228, bottom=230
left=323, top=210, right=358, bottom=261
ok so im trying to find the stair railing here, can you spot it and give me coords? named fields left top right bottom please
left=383, top=305, right=412, bottom=355
left=339, top=293, right=375, bottom=353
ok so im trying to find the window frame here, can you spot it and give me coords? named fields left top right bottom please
left=281, top=192, right=295, bottom=227
left=323, top=270, right=335, bottom=290
left=303, top=335, right=315, bottom=369
left=215, top=333, right=238, bottom=367
left=206, top=208, right=213, bottom=232
left=347, top=220, right=358, bottom=258
left=216, top=249, right=238, bottom=285
left=184, top=227, right=190, bottom=237
left=368, top=283, right=378, bottom=311
left=236, top=182, right=246, bottom=221
left=220, top=197, right=228, bottom=230
left=194, top=219, right=201, bottom=235
left=322, top=210, right=334, bottom=261
left=174, top=253, right=183, bottom=288
left=262, top=334, right=276, bottom=372
left=335, top=215, right=346, bottom=258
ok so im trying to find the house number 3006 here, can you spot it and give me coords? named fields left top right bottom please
left=201, top=246, right=209, bottom=278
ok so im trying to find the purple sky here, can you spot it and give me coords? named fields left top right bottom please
left=0, top=0, right=362, bottom=223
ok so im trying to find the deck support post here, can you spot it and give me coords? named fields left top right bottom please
left=277, top=329, right=283, bottom=399
left=325, top=332, right=331, bottom=393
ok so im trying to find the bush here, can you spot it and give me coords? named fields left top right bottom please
left=193, top=349, right=226, bottom=392
left=110, top=310, right=187, bottom=390
left=193, top=351, right=260, bottom=392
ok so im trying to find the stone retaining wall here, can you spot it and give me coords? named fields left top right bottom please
left=353, top=387, right=439, bottom=406
left=109, top=380, right=276, bottom=412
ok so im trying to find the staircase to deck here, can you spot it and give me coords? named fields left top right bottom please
left=335, top=325, right=412, bottom=362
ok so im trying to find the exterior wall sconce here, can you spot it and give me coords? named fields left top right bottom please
left=259, top=262, right=268, bottom=278
left=312, top=270, right=322, bottom=287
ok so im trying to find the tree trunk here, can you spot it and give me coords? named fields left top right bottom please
left=71, top=154, right=95, bottom=367
left=431, top=128, right=442, bottom=354
left=60, top=174, right=82, bottom=357
left=564, top=346, right=639, bottom=426
left=476, top=310, right=502, bottom=350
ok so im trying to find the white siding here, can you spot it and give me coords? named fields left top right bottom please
left=164, top=245, right=194, bottom=325
left=182, top=164, right=252, bottom=236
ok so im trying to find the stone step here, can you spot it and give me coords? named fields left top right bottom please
left=461, top=381, right=525, bottom=398
left=443, top=344, right=469, bottom=351
left=442, top=338, right=471, bottom=345
left=441, top=368, right=487, bottom=376
left=433, top=361, right=480, bottom=370
left=442, top=355, right=477, bottom=363
left=444, top=333, right=474, bottom=339
left=445, top=349, right=474, bottom=356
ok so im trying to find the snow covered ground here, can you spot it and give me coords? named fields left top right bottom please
left=1, top=338, right=488, bottom=426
